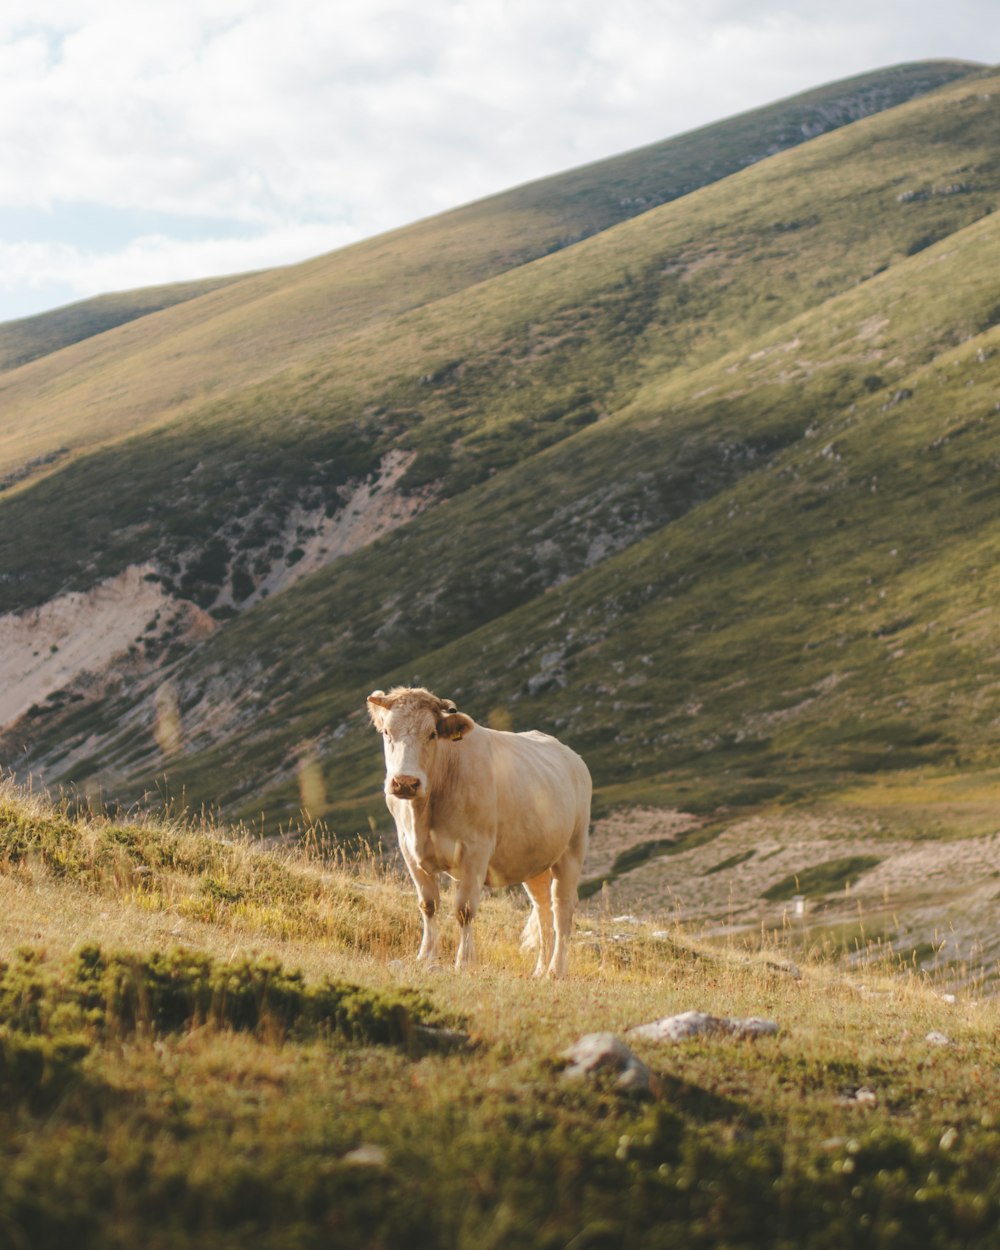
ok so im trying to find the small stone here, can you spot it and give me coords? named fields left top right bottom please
left=342, top=1145, right=388, bottom=1168
left=939, top=1127, right=959, bottom=1151
left=764, top=958, right=802, bottom=980
left=925, top=1031, right=951, bottom=1046
left=837, top=1087, right=877, bottom=1107
left=561, top=1032, right=660, bottom=1098
left=729, top=1016, right=779, bottom=1039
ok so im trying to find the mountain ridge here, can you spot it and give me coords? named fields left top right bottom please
left=1, top=59, right=981, bottom=367
left=0, top=59, right=982, bottom=483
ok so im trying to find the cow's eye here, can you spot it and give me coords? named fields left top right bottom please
left=428, top=730, right=437, bottom=741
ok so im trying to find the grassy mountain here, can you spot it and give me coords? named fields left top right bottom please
left=1, top=782, right=998, bottom=1250
left=0, top=61, right=975, bottom=381
left=0, top=62, right=992, bottom=616
left=0, top=273, right=251, bottom=374
left=0, top=60, right=978, bottom=489
left=2, top=60, right=1000, bottom=901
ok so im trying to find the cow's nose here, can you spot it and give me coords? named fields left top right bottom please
left=390, top=774, right=422, bottom=799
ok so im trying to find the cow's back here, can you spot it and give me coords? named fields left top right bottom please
left=449, top=726, right=590, bottom=885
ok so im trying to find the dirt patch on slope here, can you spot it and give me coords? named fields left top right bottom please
left=233, top=449, right=435, bottom=608
left=586, top=807, right=1000, bottom=979
left=585, top=806, right=701, bottom=878
left=0, top=565, right=213, bottom=729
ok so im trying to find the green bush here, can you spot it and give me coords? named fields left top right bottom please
left=0, top=945, right=444, bottom=1048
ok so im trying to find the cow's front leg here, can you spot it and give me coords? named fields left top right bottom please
left=417, top=880, right=442, bottom=964
left=454, top=843, right=491, bottom=970
left=402, top=853, right=442, bottom=965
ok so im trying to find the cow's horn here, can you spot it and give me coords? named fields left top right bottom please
left=367, top=690, right=392, bottom=709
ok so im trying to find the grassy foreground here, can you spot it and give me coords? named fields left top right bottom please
left=1, top=781, right=998, bottom=1250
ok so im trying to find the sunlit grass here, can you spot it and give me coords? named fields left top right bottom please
left=1, top=780, right=999, bottom=1248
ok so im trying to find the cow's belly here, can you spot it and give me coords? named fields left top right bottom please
left=418, top=836, right=545, bottom=887
left=484, top=862, right=514, bottom=888
left=420, top=801, right=579, bottom=886
left=484, top=841, right=562, bottom=888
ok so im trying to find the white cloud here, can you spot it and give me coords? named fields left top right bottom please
left=0, top=0, right=995, bottom=322
left=0, top=221, right=364, bottom=302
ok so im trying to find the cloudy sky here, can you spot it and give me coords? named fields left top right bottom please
left=0, top=0, right=995, bottom=324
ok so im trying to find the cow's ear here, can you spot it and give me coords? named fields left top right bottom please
left=367, top=690, right=391, bottom=728
left=437, top=711, right=475, bottom=741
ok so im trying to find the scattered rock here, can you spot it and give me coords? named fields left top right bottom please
left=939, top=1127, right=959, bottom=1151
left=627, top=1011, right=779, bottom=1043
left=837, top=1086, right=878, bottom=1107
left=925, top=1030, right=951, bottom=1046
left=560, top=1032, right=660, bottom=1098
left=737, top=955, right=802, bottom=980
left=764, top=957, right=802, bottom=980
left=342, top=1145, right=389, bottom=1168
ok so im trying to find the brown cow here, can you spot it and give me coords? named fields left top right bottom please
left=367, top=686, right=591, bottom=977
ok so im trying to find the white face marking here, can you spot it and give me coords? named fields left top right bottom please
left=381, top=705, right=439, bottom=799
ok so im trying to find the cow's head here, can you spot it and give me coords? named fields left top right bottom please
left=367, top=686, right=475, bottom=800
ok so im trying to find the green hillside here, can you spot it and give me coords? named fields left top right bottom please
left=104, top=209, right=1000, bottom=827
left=0, top=64, right=993, bottom=609
left=0, top=61, right=974, bottom=380
left=0, top=60, right=977, bottom=485
left=0, top=273, right=251, bottom=374
left=1, top=61, right=999, bottom=871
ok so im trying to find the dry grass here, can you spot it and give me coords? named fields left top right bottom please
left=2, top=780, right=1000, bottom=1249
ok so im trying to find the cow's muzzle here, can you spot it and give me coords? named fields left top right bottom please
left=389, top=774, right=423, bottom=800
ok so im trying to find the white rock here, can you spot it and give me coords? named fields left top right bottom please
left=627, top=1010, right=778, bottom=1043
left=342, top=1145, right=389, bottom=1168
left=561, top=1032, right=659, bottom=1097
left=837, top=1087, right=878, bottom=1107
left=925, top=1031, right=952, bottom=1046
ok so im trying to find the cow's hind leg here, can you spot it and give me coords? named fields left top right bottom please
left=548, top=817, right=588, bottom=979
left=522, top=870, right=555, bottom=977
